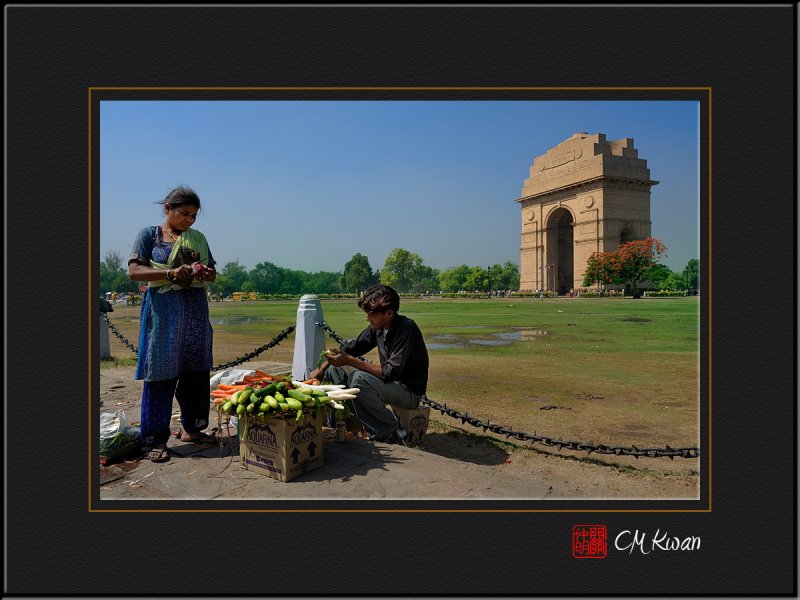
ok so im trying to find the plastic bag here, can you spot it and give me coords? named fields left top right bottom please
left=209, top=368, right=255, bottom=390
left=100, top=410, right=129, bottom=438
left=99, top=410, right=141, bottom=464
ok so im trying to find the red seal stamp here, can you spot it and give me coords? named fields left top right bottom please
left=572, top=524, right=608, bottom=559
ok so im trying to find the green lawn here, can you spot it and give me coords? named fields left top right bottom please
left=106, top=296, right=701, bottom=452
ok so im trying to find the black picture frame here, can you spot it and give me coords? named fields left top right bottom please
left=6, top=5, right=795, bottom=597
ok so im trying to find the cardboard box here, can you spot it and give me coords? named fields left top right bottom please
left=392, top=405, right=431, bottom=445
left=239, top=410, right=324, bottom=482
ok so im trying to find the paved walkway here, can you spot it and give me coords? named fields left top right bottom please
left=98, top=361, right=563, bottom=501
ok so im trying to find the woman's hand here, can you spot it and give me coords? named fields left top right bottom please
left=172, top=264, right=194, bottom=284
left=190, top=262, right=215, bottom=282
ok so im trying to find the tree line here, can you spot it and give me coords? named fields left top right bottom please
left=100, top=242, right=699, bottom=298
left=99, top=248, right=522, bottom=297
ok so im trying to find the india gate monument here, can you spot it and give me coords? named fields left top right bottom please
left=516, top=132, right=659, bottom=294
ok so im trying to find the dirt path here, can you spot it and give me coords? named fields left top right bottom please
left=100, top=365, right=699, bottom=500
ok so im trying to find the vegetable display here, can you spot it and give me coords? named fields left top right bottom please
left=212, top=371, right=353, bottom=424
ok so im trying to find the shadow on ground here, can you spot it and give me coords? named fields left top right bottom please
left=412, top=430, right=509, bottom=466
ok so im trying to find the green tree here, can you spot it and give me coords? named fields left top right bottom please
left=100, top=250, right=141, bottom=294
left=488, top=261, right=520, bottom=292
left=342, top=253, right=375, bottom=294
left=438, top=265, right=470, bottom=293
left=381, top=248, right=422, bottom=292
left=464, top=266, right=489, bottom=292
left=413, top=264, right=440, bottom=293
left=104, top=250, right=123, bottom=272
left=308, top=271, right=343, bottom=295
left=248, top=261, right=283, bottom=294
left=662, top=271, right=687, bottom=290
left=683, top=258, right=700, bottom=290
left=209, top=260, right=249, bottom=296
left=643, top=263, right=675, bottom=289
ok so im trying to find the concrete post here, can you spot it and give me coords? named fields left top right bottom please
left=100, top=317, right=111, bottom=359
left=292, top=294, right=326, bottom=382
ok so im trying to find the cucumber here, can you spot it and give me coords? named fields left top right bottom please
left=236, top=403, right=247, bottom=416
left=298, top=386, right=314, bottom=396
left=237, top=388, right=254, bottom=405
left=221, top=400, right=234, bottom=413
left=285, top=397, right=303, bottom=411
left=246, top=401, right=257, bottom=413
left=287, top=389, right=312, bottom=403
left=253, top=382, right=277, bottom=398
left=274, top=391, right=285, bottom=403
left=278, top=402, right=289, bottom=411
left=264, top=395, right=279, bottom=409
left=257, top=401, right=270, bottom=413
left=276, top=382, right=288, bottom=392
left=310, top=389, right=328, bottom=397
left=303, top=398, right=318, bottom=408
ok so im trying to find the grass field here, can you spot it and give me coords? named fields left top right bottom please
left=104, top=296, right=700, bottom=456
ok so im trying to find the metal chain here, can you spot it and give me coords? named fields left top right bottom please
left=101, top=312, right=139, bottom=354
left=421, top=397, right=700, bottom=459
left=315, top=321, right=368, bottom=362
left=210, top=325, right=295, bottom=372
left=317, top=321, right=700, bottom=460
left=100, top=311, right=295, bottom=372
left=316, top=321, right=349, bottom=347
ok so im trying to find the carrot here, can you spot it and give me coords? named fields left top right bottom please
left=243, top=375, right=275, bottom=383
left=211, top=390, right=233, bottom=398
left=212, top=397, right=228, bottom=406
left=254, top=370, right=275, bottom=379
left=217, top=384, right=248, bottom=391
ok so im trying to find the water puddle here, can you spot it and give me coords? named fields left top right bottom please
left=212, top=316, right=276, bottom=326
left=426, top=327, right=549, bottom=350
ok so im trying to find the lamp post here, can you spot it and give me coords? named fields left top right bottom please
left=487, top=266, right=491, bottom=298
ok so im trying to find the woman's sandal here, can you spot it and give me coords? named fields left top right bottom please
left=148, top=447, right=170, bottom=463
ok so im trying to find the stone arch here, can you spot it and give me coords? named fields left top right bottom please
left=546, top=207, right=574, bottom=294
left=619, top=224, right=637, bottom=245
left=516, top=133, right=658, bottom=293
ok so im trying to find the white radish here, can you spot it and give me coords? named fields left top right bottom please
left=328, top=388, right=360, bottom=395
left=326, top=393, right=357, bottom=400
left=291, top=382, right=347, bottom=392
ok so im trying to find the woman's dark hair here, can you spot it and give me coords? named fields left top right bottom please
left=358, top=285, right=400, bottom=314
left=156, top=186, right=201, bottom=212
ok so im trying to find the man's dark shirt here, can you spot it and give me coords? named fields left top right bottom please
left=340, top=314, right=429, bottom=396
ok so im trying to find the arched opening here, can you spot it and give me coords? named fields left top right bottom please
left=546, top=208, right=574, bottom=294
left=619, top=226, right=636, bottom=245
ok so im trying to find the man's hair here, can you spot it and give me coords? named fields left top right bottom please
left=358, top=285, right=400, bottom=314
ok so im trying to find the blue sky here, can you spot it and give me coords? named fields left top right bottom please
left=100, top=100, right=699, bottom=274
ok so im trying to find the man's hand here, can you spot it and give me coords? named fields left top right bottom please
left=325, top=349, right=350, bottom=368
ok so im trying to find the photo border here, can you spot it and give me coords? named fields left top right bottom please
left=89, top=86, right=710, bottom=513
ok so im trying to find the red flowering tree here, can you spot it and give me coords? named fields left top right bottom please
left=582, top=237, right=668, bottom=298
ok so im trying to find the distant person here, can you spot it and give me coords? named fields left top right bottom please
left=309, top=284, right=429, bottom=444
left=127, top=186, right=217, bottom=463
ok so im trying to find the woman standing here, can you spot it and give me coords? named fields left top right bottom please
left=127, top=186, right=217, bottom=462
